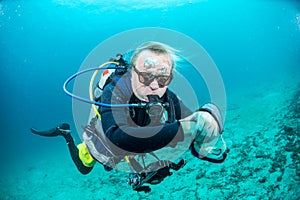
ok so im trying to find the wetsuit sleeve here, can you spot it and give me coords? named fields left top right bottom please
left=99, top=85, right=184, bottom=155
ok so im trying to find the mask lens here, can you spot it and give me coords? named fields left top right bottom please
left=156, top=75, right=172, bottom=87
left=139, top=72, right=155, bottom=86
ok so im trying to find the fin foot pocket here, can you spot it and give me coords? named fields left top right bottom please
left=30, top=123, right=70, bottom=137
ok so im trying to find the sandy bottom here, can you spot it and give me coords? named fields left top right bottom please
left=1, top=75, right=299, bottom=200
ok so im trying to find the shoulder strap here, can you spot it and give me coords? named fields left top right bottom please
left=165, top=90, right=177, bottom=123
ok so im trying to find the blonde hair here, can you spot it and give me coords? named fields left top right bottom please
left=130, top=41, right=179, bottom=69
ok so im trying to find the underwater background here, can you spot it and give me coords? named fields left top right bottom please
left=1, top=0, right=299, bottom=199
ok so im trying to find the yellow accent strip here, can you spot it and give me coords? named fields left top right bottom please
left=125, top=156, right=130, bottom=163
left=77, top=142, right=96, bottom=167
left=89, top=61, right=119, bottom=119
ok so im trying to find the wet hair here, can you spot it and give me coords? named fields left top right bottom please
left=130, top=41, right=179, bottom=69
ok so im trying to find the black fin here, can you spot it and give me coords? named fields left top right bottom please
left=30, top=123, right=70, bottom=137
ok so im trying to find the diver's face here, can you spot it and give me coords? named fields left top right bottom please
left=131, top=50, right=173, bottom=102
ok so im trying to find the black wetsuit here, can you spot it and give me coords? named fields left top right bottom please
left=99, top=74, right=192, bottom=155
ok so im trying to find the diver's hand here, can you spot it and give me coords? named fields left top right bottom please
left=195, top=111, right=220, bottom=140
left=180, top=111, right=220, bottom=142
left=179, top=112, right=198, bottom=135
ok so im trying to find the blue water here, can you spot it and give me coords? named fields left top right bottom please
left=1, top=0, right=299, bottom=199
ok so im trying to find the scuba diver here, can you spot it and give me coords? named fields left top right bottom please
left=31, top=41, right=229, bottom=193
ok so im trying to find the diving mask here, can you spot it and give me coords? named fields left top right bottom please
left=133, top=66, right=172, bottom=88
